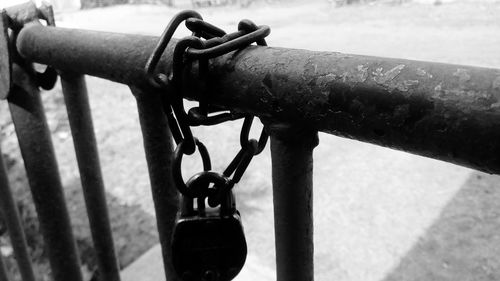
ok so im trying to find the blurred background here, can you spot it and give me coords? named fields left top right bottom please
left=1, top=0, right=500, bottom=280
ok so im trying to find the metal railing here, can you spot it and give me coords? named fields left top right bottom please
left=1, top=1, right=500, bottom=281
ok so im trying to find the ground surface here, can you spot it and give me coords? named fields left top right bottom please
left=3, top=0, right=500, bottom=280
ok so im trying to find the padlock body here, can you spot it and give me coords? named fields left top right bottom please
left=172, top=210, right=247, bottom=281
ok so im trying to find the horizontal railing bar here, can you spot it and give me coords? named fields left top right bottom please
left=15, top=23, right=500, bottom=174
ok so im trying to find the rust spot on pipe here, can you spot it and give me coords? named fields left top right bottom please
left=493, top=76, right=500, bottom=90
left=373, top=64, right=406, bottom=84
left=356, top=65, right=368, bottom=82
left=416, top=67, right=433, bottom=79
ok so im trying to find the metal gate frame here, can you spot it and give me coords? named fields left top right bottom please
left=1, top=2, right=499, bottom=281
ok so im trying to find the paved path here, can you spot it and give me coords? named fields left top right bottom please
left=119, top=136, right=477, bottom=281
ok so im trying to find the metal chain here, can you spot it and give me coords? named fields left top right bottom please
left=208, top=20, right=269, bottom=207
left=145, top=10, right=270, bottom=206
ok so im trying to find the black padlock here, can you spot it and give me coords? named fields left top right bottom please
left=171, top=172, right=247, bottom=281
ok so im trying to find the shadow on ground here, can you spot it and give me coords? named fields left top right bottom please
left=0, top=153, right=158, bottom=281
left=383, top=172, right=500, bottom=281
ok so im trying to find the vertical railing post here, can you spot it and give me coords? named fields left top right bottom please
left=8, top=62, right=83, bottom=281
left=60, top=72, right=121, bottom=281
left=0, top=252, right=10, bottom=281
left=269, top=123, right=318, bottom=281
left=0, top=146, right=36, bottom=281
left=131, top=87, right=180, bottom=281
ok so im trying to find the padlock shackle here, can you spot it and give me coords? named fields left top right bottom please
left=186, top=171, right=235, bottom=212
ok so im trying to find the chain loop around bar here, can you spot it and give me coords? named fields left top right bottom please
left=146, top=11, right=270, bottom=206
left=144, top=10, right=203, bottom=88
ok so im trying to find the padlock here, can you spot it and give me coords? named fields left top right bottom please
left=171, top=172, right=247, bottom=281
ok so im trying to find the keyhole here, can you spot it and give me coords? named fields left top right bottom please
left=203, top=270, right=218, bottom=281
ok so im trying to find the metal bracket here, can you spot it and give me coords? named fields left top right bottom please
left=3, top=2, right=40, bottom=31
left=0, top=1, right=57, bottom=100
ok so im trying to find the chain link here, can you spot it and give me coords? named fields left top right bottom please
left=144, top=10, right=203, bottom=88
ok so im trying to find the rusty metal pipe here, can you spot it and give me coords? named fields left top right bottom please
left=0, top=147, right=36, bottom=281
left=15, top=24, right=500, bottom=174
left=0, top=252, right=10, bottom=281
left=132, top=87, right=180, bottom=281
left=270, top=124, right=317, bottom=281
left=60, top=72, right=121, bottom=281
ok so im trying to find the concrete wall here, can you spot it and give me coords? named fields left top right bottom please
left=50, top=0, right=82, bottom=11
left=413, top=0, right=499, bottom=2
left=0, top=0, right=81, bottom=12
